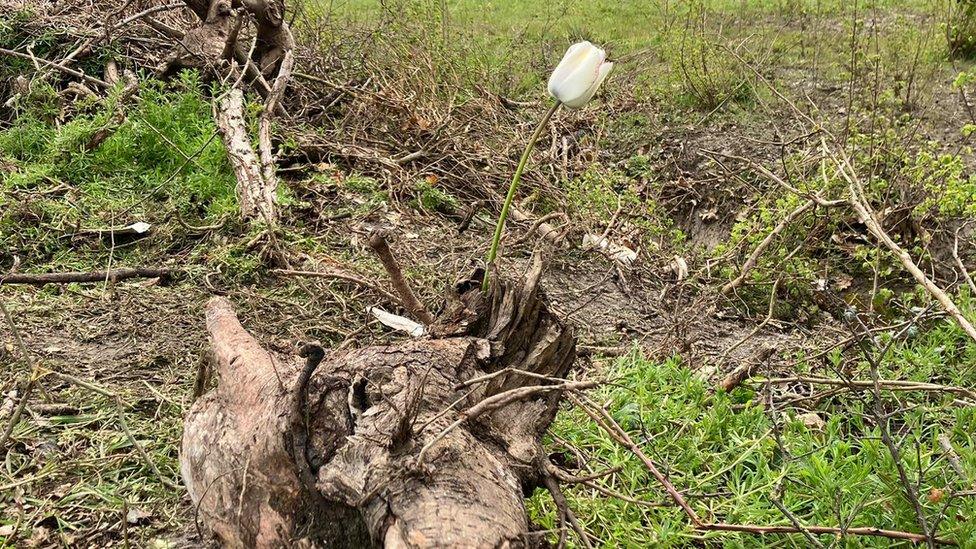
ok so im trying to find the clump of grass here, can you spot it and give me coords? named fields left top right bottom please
left=563, top=163, right=684, bottom=251
left=411, top=177, right=459, bottom=215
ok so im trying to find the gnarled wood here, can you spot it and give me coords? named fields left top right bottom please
left=181, top=259, right=576, bottom=546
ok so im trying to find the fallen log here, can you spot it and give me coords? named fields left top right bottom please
left=181, top=256, right=577, bottom=546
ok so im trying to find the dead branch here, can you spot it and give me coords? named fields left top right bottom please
left=544, top=474, right=594, bottom=549
left=272, top=268, right=401, bottom=305
left=215, top=88, right=278, bottom=223
left=722, top=202, right=813, bottom=295
left=0, top=267, right=176, bottom=286
left=418, top=380, right=597, bottom=464
left=952, top=226, right=976, bottom=296
left=367, top=230, right=435, bottom=325
left=757, top=376, right=976, bottom=401
left=571, top=393, right=957, bottom=545
left=833, top=151, right=976, bottom=344
left=0, top=47, right=111, bottom=89
left=717, top=346, right=776, bottom=393
left=256, top=47, right=293, bottom=195
left=0, top=302, right=39, bottom=458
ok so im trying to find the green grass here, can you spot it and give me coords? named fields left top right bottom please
left=4, top=0, right=976, bottom=545
left=533, top=312, right=976, bottom=546
left=0, top=71, right=241, bottom=273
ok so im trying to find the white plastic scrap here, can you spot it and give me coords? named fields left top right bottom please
left=582, top=233, right=638, bottom=266
left=367, top=307, right=427, bottom=337
left=128, top=221, right=152, bottom=234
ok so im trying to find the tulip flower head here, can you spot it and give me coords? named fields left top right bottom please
left=547, top=41, right=613, bottom=109
left=484, top=41, right=615, bottom=291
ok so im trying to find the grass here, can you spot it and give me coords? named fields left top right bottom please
left=531, top=310, right=976, bottom=546
left=0, top=71, right=239, bottom=274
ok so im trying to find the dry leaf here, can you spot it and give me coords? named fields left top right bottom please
left=834, top=273, right=853, bottom=291
left=582, top=234, right=638, bottom=266
left=126, top=507, right=153, bottom=525
left=798, top=412, right=826, bottom=431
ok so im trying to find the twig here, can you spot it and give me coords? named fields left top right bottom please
left=570, top=393, right=956, bottom=545
left=0, top=302, right=39, bottom=457
left=544, top=475, right=594, bottom=549
left=272, top=268, right=401, bottom=305
left=952, top=226, right=976, bottom=296
left=755, top=376, right=976, bottom=401
left=290, top=344, right=329, bottom=508
left=721, top=201, right=813, bottom=295
left=510, top=212, right=569, bottom=248
left=770, top=495, right=826, bottom=548
left=568, top=394, right=703, bottom=524
left=0, top=267, right=176, bottom=286
left=108, top=3, right=186, bottom=34
left=937, top=434, right=972, bottom=487
left=832, top=149, right=976, bottom=345
left=417, top=381, right=596, bottom=465
left=0, top=47, right=110, bottom=88
left=367, top=231, right=435, bottom=325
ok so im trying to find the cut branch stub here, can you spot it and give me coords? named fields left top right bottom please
left=181, top=259, right=576, bottom=546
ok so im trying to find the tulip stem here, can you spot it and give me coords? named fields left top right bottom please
left=483, top=101, right=561, bottom=292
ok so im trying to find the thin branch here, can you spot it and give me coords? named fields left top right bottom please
left=721, top=201, right=813, bottom=295
left=272, top=268, right=401, bottom=305
left=0, top=47, right=110, bottom=88
left=417, top=381, right=596, bottom=465
left=832, top=149, right=976, bottom=345
left=544, top=474, right=594, bottom=549
left=0, top=267, right=176, bottom=286
left=570, top=393, right=956, bottom=545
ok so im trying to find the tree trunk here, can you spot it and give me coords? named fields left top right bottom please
left=181, top=258, right=577, bottom=547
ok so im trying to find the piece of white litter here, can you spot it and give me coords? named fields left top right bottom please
left=671, top=256, right=689, bottom=281
left=367, top=307, right=427, bottom=337
left=582, top=234, right=638, bottom=266
left=128, top=221, right=151, bottom=234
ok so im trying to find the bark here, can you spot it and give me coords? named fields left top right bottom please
left=181, top=257, right=577, bottom=547
left=215, top=88, right=278, bottom=223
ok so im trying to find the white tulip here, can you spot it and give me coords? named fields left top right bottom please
left=547, top=41, right=613, bottom=109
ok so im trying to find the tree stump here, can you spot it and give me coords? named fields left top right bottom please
left=181, top=257, right=577, bottom=547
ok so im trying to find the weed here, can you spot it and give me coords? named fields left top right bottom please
left=411, top=177, right=459, bottom=215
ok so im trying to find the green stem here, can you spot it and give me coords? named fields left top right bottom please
left=483, top=101, right=561, bottom=291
